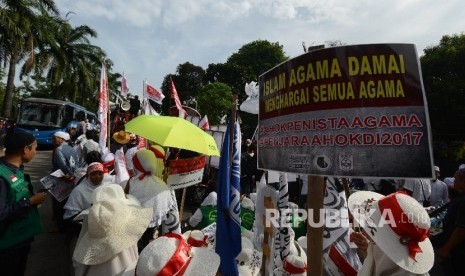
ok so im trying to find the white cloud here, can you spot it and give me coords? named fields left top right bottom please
left=49, top=0, right=465, bottom=97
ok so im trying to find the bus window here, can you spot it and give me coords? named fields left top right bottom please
left=19, top=103, right=60, bottom=127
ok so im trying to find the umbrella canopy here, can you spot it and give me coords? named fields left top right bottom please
left=125, top=115, right=220, bottom=156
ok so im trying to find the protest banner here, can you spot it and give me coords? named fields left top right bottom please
left=258, top=43, right=434, bottom=178
left=167, top=155, right=206, bottom=189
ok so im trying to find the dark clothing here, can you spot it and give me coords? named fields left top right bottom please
left=0, top=242, right=31, bottom=276
left=110, top=142, right=127, bottom=155
left=240, top=153, right=256, bottom=196
left=0, top=158, right=42, bottom=275
left=129, top=98, right=141, bottom=116
left=435, top=192, right=465, bottom=275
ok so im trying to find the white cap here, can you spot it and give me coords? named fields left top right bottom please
left=434, top=166, right=440, bottom=172
left=54, top=131, right=70, bottom=140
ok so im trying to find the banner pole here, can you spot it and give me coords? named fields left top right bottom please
left=307, top=175, right=325, bottom=276
left=179, top=187, right=187, bottom=222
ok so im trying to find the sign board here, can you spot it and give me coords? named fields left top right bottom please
left=167, top=155, right=205, bottom=189
left=258, top=44, right=434, bottom=178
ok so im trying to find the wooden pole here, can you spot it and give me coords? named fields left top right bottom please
left=342, top=178, right=351, bottom=203
left=307, top=175, right=325, bottom=276
left=179, top=187, right=187, bottom=221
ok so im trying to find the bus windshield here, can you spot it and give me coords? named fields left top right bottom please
left=17, top=102, right=62, bottom=128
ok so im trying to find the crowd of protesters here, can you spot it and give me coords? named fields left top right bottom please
left=1, top=119, right=464, bottom=275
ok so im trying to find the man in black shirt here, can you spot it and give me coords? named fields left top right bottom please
left=436, top=168, right=465, bottom=275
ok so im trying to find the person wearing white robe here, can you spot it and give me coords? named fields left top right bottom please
left=63, top=162, right=106, bottom=220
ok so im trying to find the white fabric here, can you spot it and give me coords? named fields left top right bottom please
left=348, top=191, right=434, bottom=274
left=136, top=235, right=220, bottom=276
left=74, top=244, right=138, bottom=276
left=82, top=139, right=100, bottom=157
left=54, top=131, right=70, bottom=140
left=201, top=191, right=217, bottom=206
left=403, top=179, right=431, bottom=204
left=73, top=184, right=153, bottom=265
left=128, top=176, right=175, bottom=227
left=358, top=243, right=429, bottom=276
left=64, top=178, right=105, bottom=219
left=300, top=177, right=308, bottom=195
left=124, top=146, right=138, bottom=171
left=429, top=179, right=449, bottom=207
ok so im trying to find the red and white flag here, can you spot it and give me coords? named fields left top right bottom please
left=199, top=115, right=210, bottom=130
left=121, top=72, right=128, bottom=98
left=144, top=81, right=164, bottom=104
left=98, top=63, right=108, bottom=154
left=170, top=79, right=186, bottom=118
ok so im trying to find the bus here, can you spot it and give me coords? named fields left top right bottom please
left=14, top=97, right=97, bottom=147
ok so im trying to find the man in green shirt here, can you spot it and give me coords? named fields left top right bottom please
left=0, top=132, right=47, bottom=276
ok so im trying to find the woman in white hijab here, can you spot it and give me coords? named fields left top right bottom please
left=64, top=162, right=107, bottom=221
left=125, top=149, right=180, bottom=251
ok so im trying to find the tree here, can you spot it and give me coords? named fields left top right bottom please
left=420, top=33, right=465, bottom=166
left=160, top=62, right=205, bottom=115
left=197, top=82, right=233, bottom=125
left=206, top=40, right=288, bottom=97
left=27, top=15, right=105, bottom=104
left=205, top=40, right=288, bottom=137
left=0, top=0, right=59, bottom=118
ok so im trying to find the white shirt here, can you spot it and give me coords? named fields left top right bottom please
left=429, top=179, right=449, bottom=207
left=403, top=179, right=431, bottom=204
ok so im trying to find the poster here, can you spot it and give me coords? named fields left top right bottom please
left=167, top=155, right=206, bottom=189
left=40, top=169, right=75, bottom=202
left=258, top=44, right=434, bottom=178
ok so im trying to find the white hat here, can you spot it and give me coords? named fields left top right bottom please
left=54, top=131, right=70, bottom=140
left=459, top=164, right=465, bottom=170
left=73, top=184, right=153, bottom=265
left=241, top=197, right=255, bottom=211
left=133, top=149, right=158, bottom=176
left=182, top=230, right=209, bottom=248
left=102, top=152, right=115, bottom=163
left=348, top=191, right=433, bottom=274
left=273, top=255, right=307, bottom=276
left=434, top=165, right=440, bottom=172
left=136, top=233, right=220, bottom=276
left=444, top=177, right=455, bottom=187
left=237, top=237, right=261, bottom=276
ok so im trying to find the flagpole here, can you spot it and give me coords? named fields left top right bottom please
left=230, top=95, right=238, bottom=162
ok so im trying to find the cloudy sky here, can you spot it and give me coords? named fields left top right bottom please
left=54, top=0, right=465, bottom=98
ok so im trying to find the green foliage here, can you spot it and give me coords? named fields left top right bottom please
left=420, top=33, right=465, bottom=160
left=160, top=62, right=206, bottom=115
left=197, top=82, right=233, bottom=125
left=206, top=40, right=288, bottom=98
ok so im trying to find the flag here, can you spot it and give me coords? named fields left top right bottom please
left=199, top=115, right=210, bottom=130
left=323, top=178, right=362, bottom=275
left=98, top=63, right=108, bottom=154
left=144, top=80, right=164, bottom=104
left=170, top=79, right=186, bottom=118
left=276, top=173, right=291, bottom=264
left=215, top=116, right=241, bottom=276
left=142, top=99, right=159, bottom=115
left=121, top=72, right=128, bottom=98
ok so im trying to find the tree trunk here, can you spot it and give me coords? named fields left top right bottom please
left=2, top=52, right=18, bottom=118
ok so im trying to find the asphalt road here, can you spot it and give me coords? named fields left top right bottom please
left=23, top=150, right=73, bottom=276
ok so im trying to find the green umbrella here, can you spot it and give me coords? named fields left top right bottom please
left=125, top=115, right=220, bottom=156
